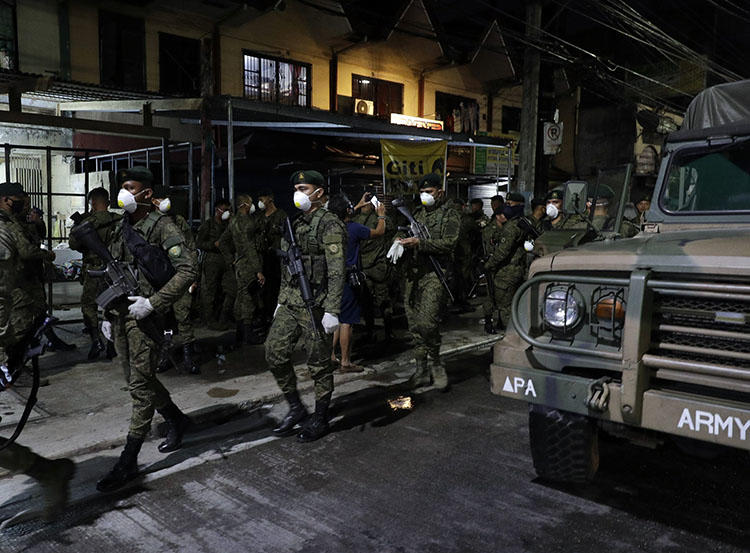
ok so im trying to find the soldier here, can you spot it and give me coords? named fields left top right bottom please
left=544, top=189, right=565, bottom=229
left=352, top=191, right=393, bottom=340
left=26, top=206, right=46, bottom=242
left=483, top=196, right=531, bottom=332
left=152, top=194, right=200, bottom=375
left=490, top=194, right=505, bottom=214
left=0, top=182, right=75, bottom=522
left=95, top=166, right=197, bottom=493
left=218, top=194, right=265, bottom=345
left=481, top=208, right=505, bottom=334
left=452, top=198, right=476, bottom=311
left=196, top=199, right=234, bottom=329
left=387, top=173, right=460, bottom=391
left=69, top=187, right=120, bottom=360
left=257, top=188, right=287, bottom=328
left=265, top=170, right=345, bottom=442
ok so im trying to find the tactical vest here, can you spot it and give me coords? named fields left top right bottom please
left=289, top=209, right=337, bottom=296
left=122, top=212, right=176, bottom=290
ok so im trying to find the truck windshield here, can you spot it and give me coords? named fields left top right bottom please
left=661, top=140, right=750, bottom=213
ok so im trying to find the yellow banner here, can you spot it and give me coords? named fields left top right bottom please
left=380, top=139, right=447, bottom=195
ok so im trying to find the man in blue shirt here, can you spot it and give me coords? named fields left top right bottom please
left=327, top=193, right=386, bottom=371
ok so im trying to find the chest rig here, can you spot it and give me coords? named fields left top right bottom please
left=290, top=209, right=328, bottom=296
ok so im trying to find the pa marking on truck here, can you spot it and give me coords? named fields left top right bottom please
left=677, top=408, right=750, bottom=441
left=502, top=376, right=537, bottom=397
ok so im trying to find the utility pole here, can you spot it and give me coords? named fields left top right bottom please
left=519, top=2, right=542, bottom=195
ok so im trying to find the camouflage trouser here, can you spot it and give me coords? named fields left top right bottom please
left=362, top=261, right=393, bottom=321
left=404, top=273, right=444, bottom=363
left=112, top=315, right=172, bottom=439
left=453, top=251, right=473, bottom=303
left=80, top=270, right=101, bottom=332
left=264, top=304, right=333, bottom=401
left=173, top=290, right=194, bottom=345
left=201, top=254, right=233, bottom=318
left=0, top=441, right=37, bottom=474
left=0, top=290, right=40, bottom=366
left=234, top=262, right=259, bottom=324
left=494, top=268, right=524, bottom=329
left=261, top=255, right=281, bottom=322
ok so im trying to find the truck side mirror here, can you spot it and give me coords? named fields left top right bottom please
left=563, top=180, right=588, bottom=215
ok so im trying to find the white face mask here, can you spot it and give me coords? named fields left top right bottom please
left=294, top=190, right=312, bottom=211
left=258, top=200, right=266, bottom=211
left=117, top=189, right=146, bottom=214
left=157, top=198, right=171, bottom=213
left=221, top=210, right=231, bottom=221
left=546, top=203, right=559, bottom=219
left=420, top=191, right=436, bottom=207
left=249, top=204, right=256, bottom=214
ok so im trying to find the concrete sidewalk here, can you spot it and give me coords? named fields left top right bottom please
left=0, top=306, right=498, bottom=525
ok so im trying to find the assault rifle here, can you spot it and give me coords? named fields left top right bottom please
left=276, top=216, right=319, bottom=337
left=391, top=198, right=455, bottom=302
left=69, top=219, right=164, bottom=344
left=0, top=316, right=55, bottom=451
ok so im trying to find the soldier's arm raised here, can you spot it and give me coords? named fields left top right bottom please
left=417, top=209, right=460, bottom=255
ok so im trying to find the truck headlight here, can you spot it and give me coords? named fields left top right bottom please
left=543, top=286, right=584, bottom=331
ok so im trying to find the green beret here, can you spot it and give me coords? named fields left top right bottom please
left=0, top=182, right=24, bottom=197
left=507, top=192, right=525, bottom=203
left=117, top=166, right=154, bottom=186
left=419, top=173, right=442, bottom=189
left=290, top=170, right=324, bottom=187
left=593, top=184, right=614, bottom=200
left=633, top=191, right=651, bottom=204
left=546, top=189, right=564, bottom=201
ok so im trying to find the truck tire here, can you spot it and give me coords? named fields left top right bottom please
left=528, top=405, right=599, bottom=483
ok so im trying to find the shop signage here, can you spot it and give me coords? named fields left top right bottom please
left=390, top=113, right=444, bottom=131
left=380, top=139, right=447, bottom=195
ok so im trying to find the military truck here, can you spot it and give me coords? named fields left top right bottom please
left=491, top=80, right=750, bottom=482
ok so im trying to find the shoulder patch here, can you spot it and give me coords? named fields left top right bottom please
left=328, top=243, right=340, bottom=254
left=168, top=245, right=182, bottom=258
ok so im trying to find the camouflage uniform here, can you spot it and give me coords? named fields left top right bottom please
left=352, top=209, right=392, bottom=333
left=265, top=208, right=345, bottom=401
left=484, top=217, right=531, bottom=329
left=481, top=221, right=505, bottom=324
left=399, top=200, right=460, bottom=382
left=106, top=211, right=197, bottom=440
left=260, top=208, right=287, bottom=323
left=218, top=212, right=264, bottom=325
left=69, top=210, right=121, bottom=333
left=453, top=212, right=476, bottom=305
left=170, top=214, right=196, bottom=345
left=195, top=217, right=234, bottom=321
left=0, top=209, right=74, bottom=506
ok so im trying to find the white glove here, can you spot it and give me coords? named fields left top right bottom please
left=101, top=320, right=113, bottom=342
left=274, top=304, right=280, bottom=318
left=0, top=364, right=12, bottom=390
left=321, top=312, right=339, bottom=334
left=524, top=240, right=535, bottom=252
left=386, top=241, right=404, bottom=264
left=127, top=296, right=154, bottom=320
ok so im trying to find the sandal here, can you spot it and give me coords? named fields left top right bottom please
left=339, top=363, right=365, bottom=373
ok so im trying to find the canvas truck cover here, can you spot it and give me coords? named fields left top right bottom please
left=683, top=79, right=750, bottom=130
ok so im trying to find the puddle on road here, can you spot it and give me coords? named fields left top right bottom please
left=207, top=387, right=240, bottom=398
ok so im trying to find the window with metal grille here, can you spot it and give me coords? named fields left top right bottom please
left=352, top=75, right=403, bottom=118
left=0, top=2, right=17, bottom=70
left=243, top=51, right=310, bottom=107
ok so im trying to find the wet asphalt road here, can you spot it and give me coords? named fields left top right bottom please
left=3, top=352, right=750, bottom=553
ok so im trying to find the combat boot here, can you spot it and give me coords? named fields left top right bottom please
left=273, top=390, right=308, bottom=436
left=431, top=360, right=450, bottom=392
left=297, top=397, right=330, bottom=443
left=87, top=328, right=104, bottom=360
left=105, top=341, right=117, bottom=359
left=182, top=343, right=200, bottom=375
left=156, top=402, right=191, bottom=453
left=404, top=359, right=431, bottom=389
left=96, top=435, right=142, bottom=493
left=26, top=456, right=76, bottom=522
left=155, top=341, right=171, bottom=373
